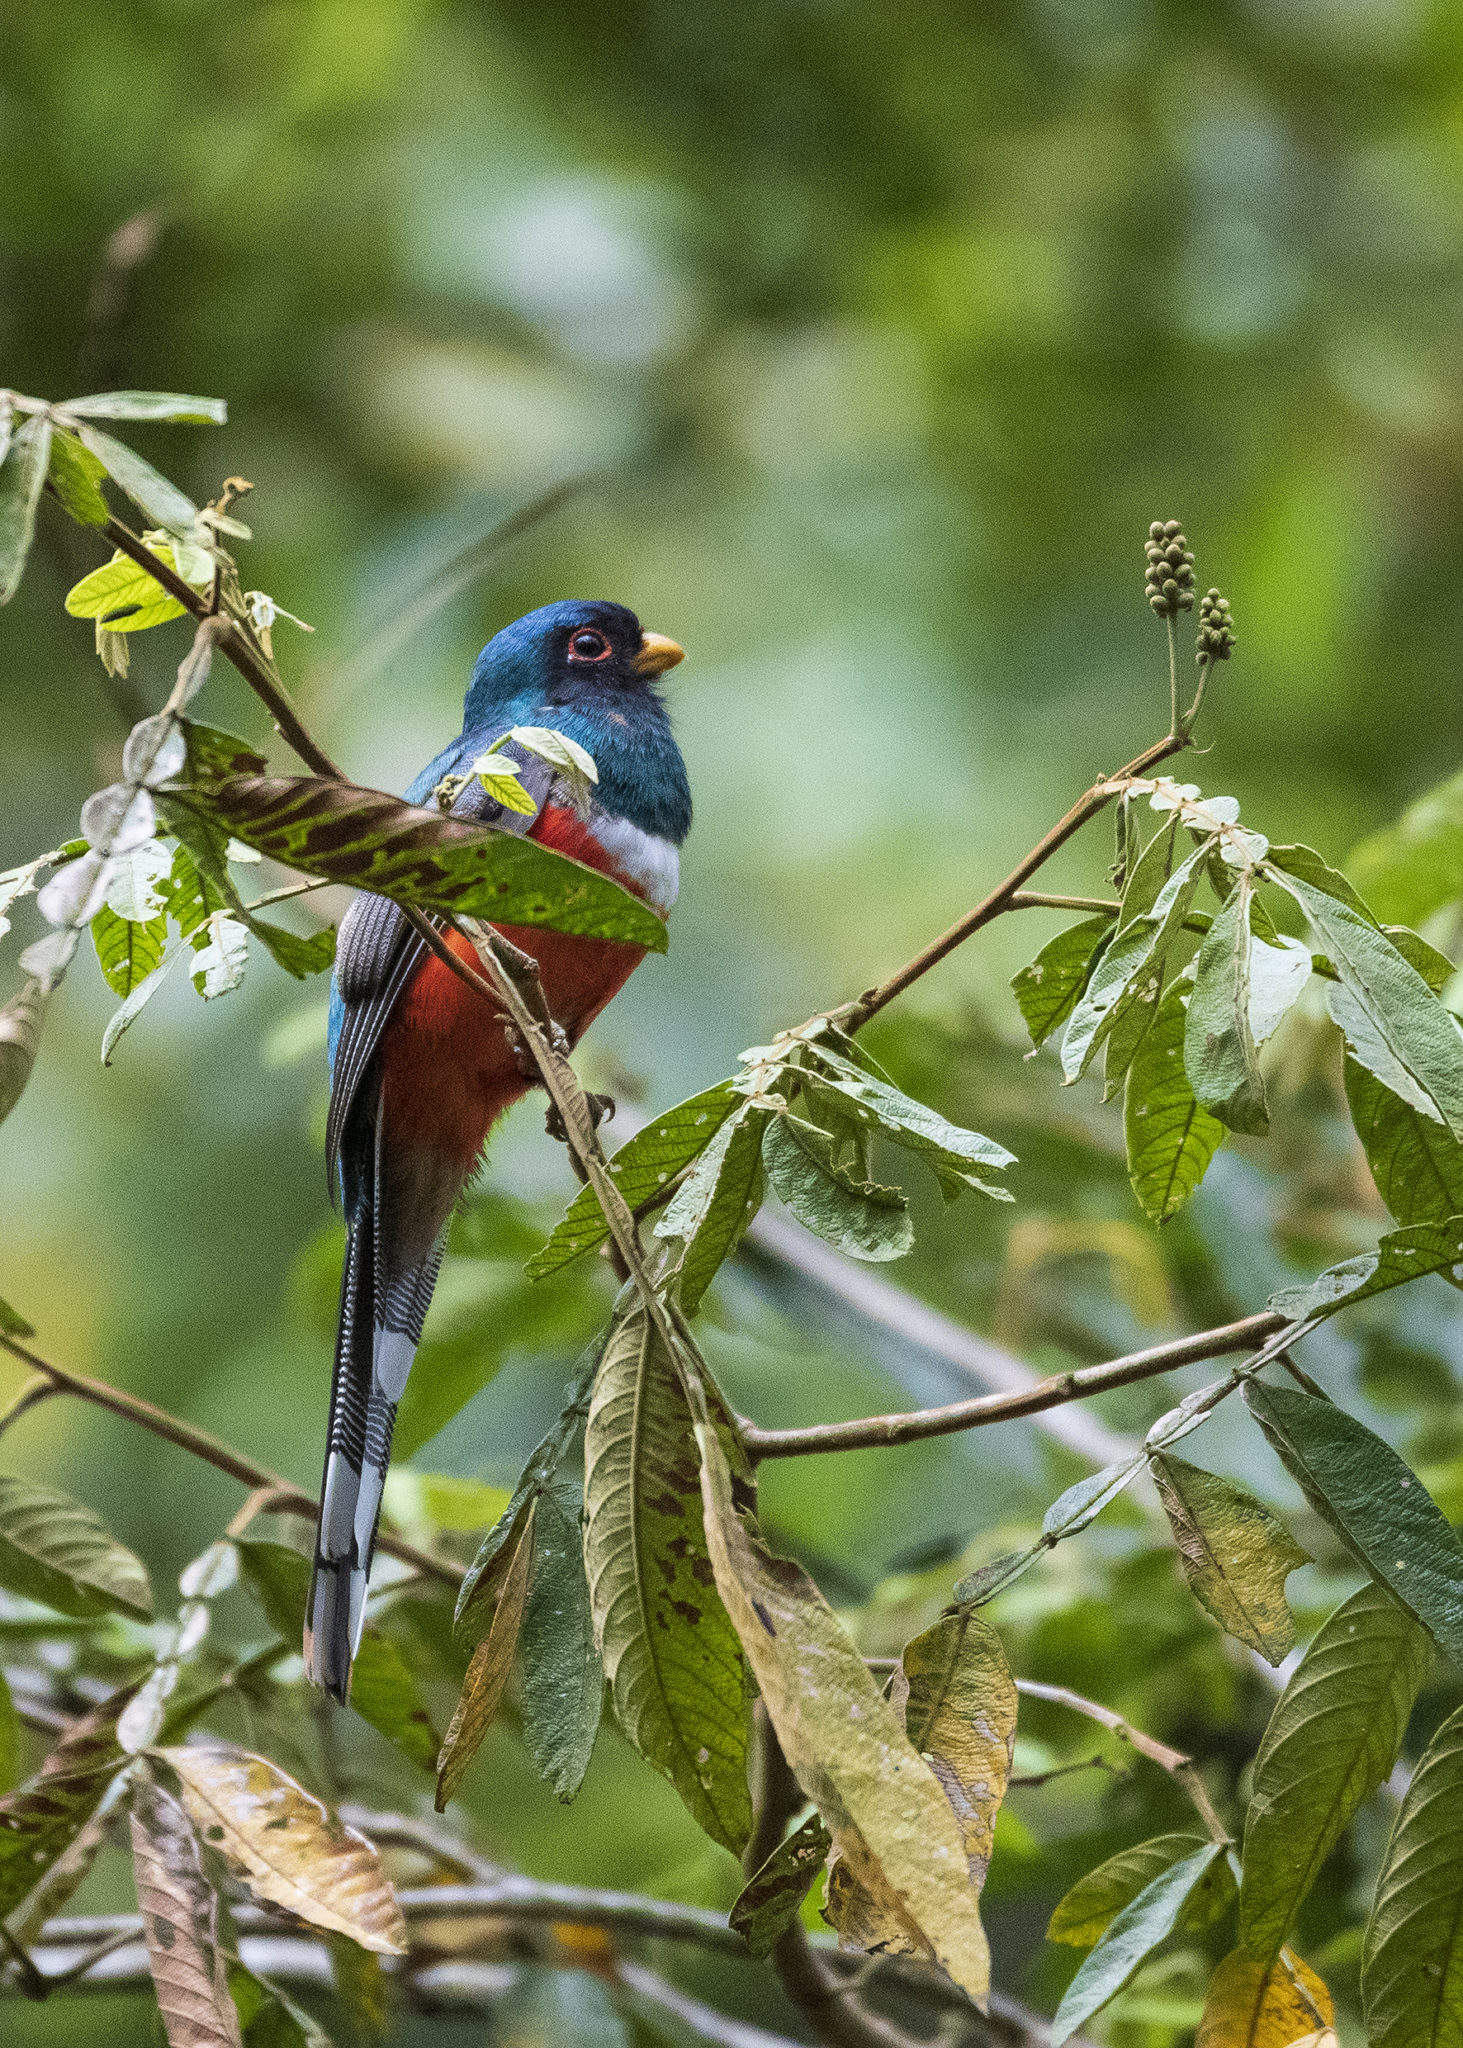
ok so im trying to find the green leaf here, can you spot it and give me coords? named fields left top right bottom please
left=761, top=1111, right=913, bottom=1262
left=1265, top=862, right=1463, bottom=1139
left=1245, top=1377, right=1463, bottom=1667
left=0, top=412, right=51, bottom=603
left=799, top=1041, right=1015, bottom=1197
left=582, top=1296, right=753, bottom=1853
left=65, top=544, right=195, bottom=630
left=1061, top=843, right=1211, bottom=1084
left=348, top=1630, right=442, bottom=1773
left=456, top=1360, right=594, bottom=1637
left=0, top=1679, right=140, bottom=1916
left=229, top=1960, right=331, bottom=2048
left=1349, top=773, right=1463, bottom=928
left=730, top=1811, right=832, bottom=1958
left=1049, top=1834, right=1231, bottom=1950
left=206, top=775, right=668, bottom=951
left=1151, top=1453, right=1310, bottom=1664
left=1043, top=1457, right=1148, bottom=1541
left=0, top=1668, right=18, bottom=1794
left=73, top=422, right=198, bottom=534
left=1125, top=973, right=1226, bottom=1224
left=1346, top=1059, right=1463, bottom=1232
left=1267, top=1218, right=1463, bottom=1326
left=519, top=1479, right=602, bottom=1802
left=46, top=429, right=110, bottom=526
left=1011, top=914, right=1113, bottom=1051
left=1362, top=1700, right=1463, bottom=2048
left=1185, top=876, right=1269, bottom=1136
left=1240, top=1582, right=1428, bottom=1967
left=247, top=918, right=336, bottom=980
left=527, top=1082, right=740, bottom=1280
left=1266, top=843, right=1377, bottom=920
left=62, top=390, right=228, bottom=424
left=0, top=1472, right=152, bottom=1619
left=1051, top=1844, right=1230, bottom=2045
left=693, top=1416, right=991, bottom=2001
left=1118, top=814, right=1182, bottom=927
left=655, top=1102, right=771, bottom=1313
left=0, top=1297, right=36, bottom=1339
left=91, top=902, right=167, bottom=997
left=235, top=1541, right=438, bottom=1770
left=181, top=722, right=268, bottom=785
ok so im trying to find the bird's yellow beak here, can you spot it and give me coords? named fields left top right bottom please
left=634, top=631, right=685, bottom=676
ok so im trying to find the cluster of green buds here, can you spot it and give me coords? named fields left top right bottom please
left=1196, top=587, right=1235, bottom=663
left=1145, top=521, right=1196, bottom=617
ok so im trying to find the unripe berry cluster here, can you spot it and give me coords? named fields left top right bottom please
left=1145, top=521, right=1195, bottom=617
left=1196, top=588, right=1235, bottom=663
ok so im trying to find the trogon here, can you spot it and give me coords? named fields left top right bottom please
left=305, top=600, right=689, bottom=1700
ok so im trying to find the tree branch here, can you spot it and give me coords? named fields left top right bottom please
left=0, top=1330, right=457, bottom=1586
left=740, top=1311, right=1285, bottom=1460
left=1014, top=1679, right=1230, bottom=1843
left=837, top=728, right=1190, bottom=1031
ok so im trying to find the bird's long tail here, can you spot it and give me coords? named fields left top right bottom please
left=304, top=1115, right=446, bottom=1702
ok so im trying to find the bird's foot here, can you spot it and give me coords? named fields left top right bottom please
left=544, top=1092, right=616, bottom=1145
left=503, top=1017, right=570, bottom=1081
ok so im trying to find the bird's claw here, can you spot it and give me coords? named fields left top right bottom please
left=544, top=1092, right=616, bottom=1145
left=502, top=1017, right=571, bottom=1081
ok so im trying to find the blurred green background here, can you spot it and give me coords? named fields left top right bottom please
left=6, top=1, right=1463, bottom=2041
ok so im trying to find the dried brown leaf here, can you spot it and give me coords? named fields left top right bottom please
left=130, top=1770, right=243, bottom=2048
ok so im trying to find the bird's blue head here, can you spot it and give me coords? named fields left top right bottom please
left=461, top=600, right=692, bottom=843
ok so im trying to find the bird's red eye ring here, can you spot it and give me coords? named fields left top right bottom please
left=569, top=628, right=611, bottom=662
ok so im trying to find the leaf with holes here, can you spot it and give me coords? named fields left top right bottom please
left=130, top=1770, right=243, bottom=2048
left=155, top=1745, right=406, bottom=1954
left=1239, top=1582, right=1427, bottom=1967
left=730, top=1812, right=831, bottom=1959
left=436, top=1507, right=535, bottom=1810
left=206, top=775, right=667, bottom=949
left=529, top=1082, right=740, bottom=1279
left=798, top=1043, right=1015, bottom=1200
left=583, top=1297, right=752, bottom=1853
left=1363, top=1701, right=1463, bottom=2048
left=1151, top=1454, right=1310, bottom=1665
left=1125, top=973, right=1226, bottom=1225
left=1012, top=915, right=1114, bottom=1050
left=1049, top=1834, right=1233, bottom=1950
left=1051, top=1843, right=1231, bottom=2045
left=1246, top=1379, right=1463, bottom=1668
left=1197, top=1949, right=1334, bottom=2048
left=692, top=1414, right=991, bottom=2001
left=0, top=1471, right=152, bottom=1619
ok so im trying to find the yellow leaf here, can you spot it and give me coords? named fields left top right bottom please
left=1198, top=1949, right=1334, bottom=2048
left=435, top=1502, right=535, bottom=1810
left=694, top=1417, right=992, bottom=2005
left=472, top=753, right=539, bottom=817
left=1152, top=1454, right=1310, bottom=1665
left=64, top=546, right=198, bottom=631
left=154, top=1745, right=405, bottom=1956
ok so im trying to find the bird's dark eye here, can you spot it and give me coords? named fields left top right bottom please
left=568, top=628, right=611, bottom=662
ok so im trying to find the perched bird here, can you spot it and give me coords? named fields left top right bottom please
left=305, top=600, right=689, bottom=1701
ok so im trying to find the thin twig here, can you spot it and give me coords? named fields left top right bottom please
left=0, top=1330, right=456, bottom=1586
left=836, top=726, right=1189, bottom=1030
left=1015, top=1679, right=1229, bottom=1843
left=740, top=1311, right=1285, bottom=1461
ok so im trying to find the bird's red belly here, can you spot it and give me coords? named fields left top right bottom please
left=376, top=805, right=654, bottom=1165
